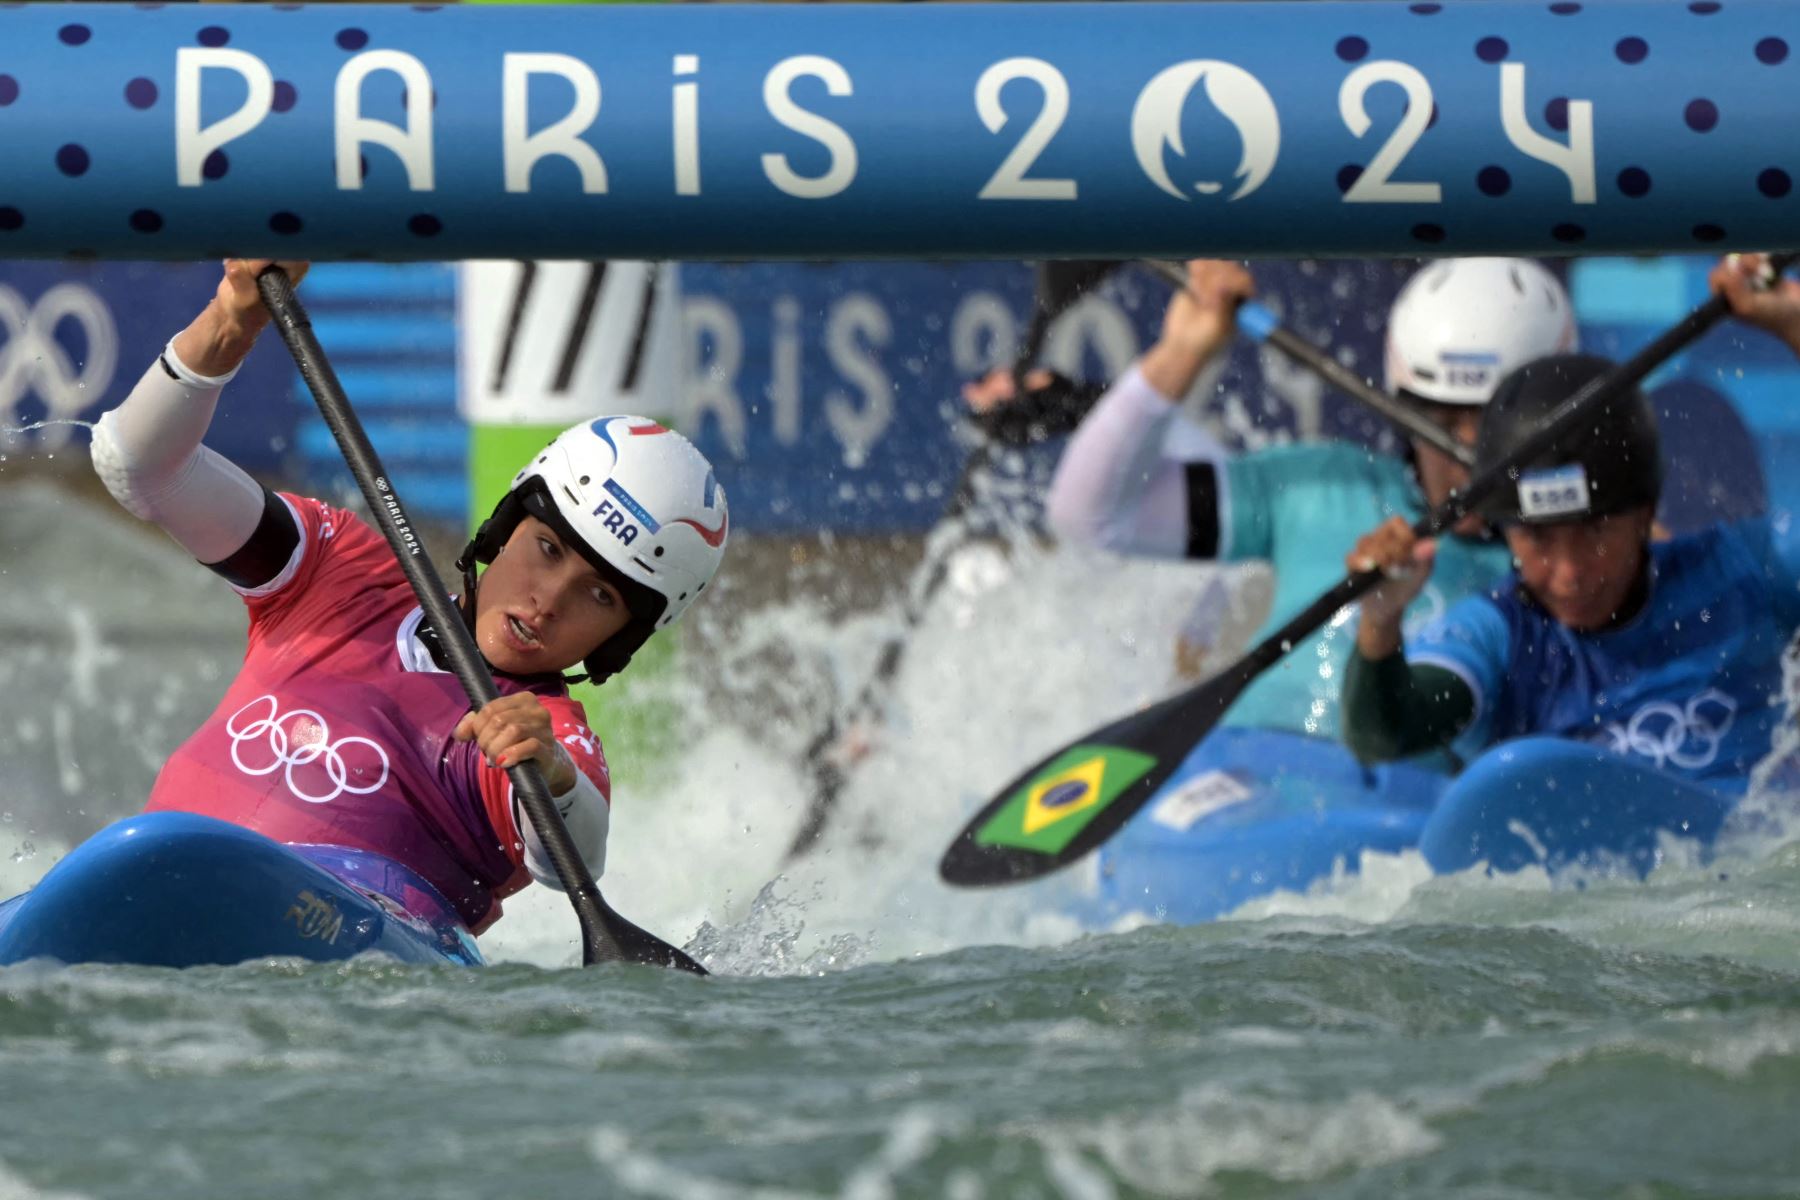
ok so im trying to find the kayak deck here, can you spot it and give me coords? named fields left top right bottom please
left=0, top=812, right=482, bottom=968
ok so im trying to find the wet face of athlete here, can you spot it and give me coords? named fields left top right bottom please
left=1407, top=399, right=1486, bottom=538
left=475, top=516, right=630, bottom=675
left=1504, top=505, right=1655, bottom=633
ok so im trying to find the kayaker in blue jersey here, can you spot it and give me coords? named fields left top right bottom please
left=1002, top=257, right=1580, bottom=923
left=1343, top=254, right=1800, bottom=874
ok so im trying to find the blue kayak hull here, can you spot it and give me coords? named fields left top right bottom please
left=0, top=812, right=482, bottom=968
left=1072, top=728, right=1444, bottom=926
left=1072, top=730, right=1740, bottom=927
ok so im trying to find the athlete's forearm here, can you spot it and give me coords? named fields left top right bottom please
left=514, top=762, right=611, bottom=889
left=89, top=345, right=265, bottom=564
left=171, top=292, right=269, bottom=379
left=1044, top=365, right=1213, bottom=558
left=1341, top=647, right=1475, bottom=764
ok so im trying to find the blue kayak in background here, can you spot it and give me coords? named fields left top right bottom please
left=0, top=812, right=482, bottom=968
left=1072, top=728, right=1747, bottom=927
left=1072, top=728, right=1445, bottom=927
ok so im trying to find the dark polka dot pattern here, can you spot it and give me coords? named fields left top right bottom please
left=1, top=4, right=1793, bottom=260
left=1686, top=99, right=1719, bottom=132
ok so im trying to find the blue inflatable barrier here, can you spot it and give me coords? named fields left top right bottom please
left=0, top=812, right=482, bottom=968
left=0, top=2, right=1792, bottom=258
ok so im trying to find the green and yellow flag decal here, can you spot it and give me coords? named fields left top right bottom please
left=974, top=745, right=1157, bottom=856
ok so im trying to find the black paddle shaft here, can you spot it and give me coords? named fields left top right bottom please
left=1138, top=259, right=1474, bottom=467
left=255, top=266, right=706, bottom=975
left=942, top=250, right=1799, bottom=887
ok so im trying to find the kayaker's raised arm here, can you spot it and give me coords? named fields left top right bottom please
left=1042, top=259, right=1242, bottom=559
left=90, top=259, right=310, bottom=585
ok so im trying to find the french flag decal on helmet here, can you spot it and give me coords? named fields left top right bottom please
left=676, top=469, right=728, bottom=547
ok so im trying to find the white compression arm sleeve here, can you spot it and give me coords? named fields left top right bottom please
left=89, top=347, right=266, bottom=565
left=514, top=759, right=611, bottom=889
left=1044, top=364, right=1229, bottom=559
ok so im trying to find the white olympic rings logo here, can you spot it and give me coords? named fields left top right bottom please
left=0, top=283, right=118, bottom=445
left=1601, top=687, right=1738, bottom=772
left=226, top=695, right=391, bottom=805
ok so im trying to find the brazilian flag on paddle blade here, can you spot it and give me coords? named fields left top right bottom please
left=974, top=745, right=1156, bottom=856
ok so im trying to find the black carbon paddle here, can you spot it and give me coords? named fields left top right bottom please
left=940, top=252, right=1797, bottom=887
left=257, top=265, right=706, bottom=974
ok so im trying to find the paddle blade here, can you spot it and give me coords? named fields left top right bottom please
left=939, top=663, right=1253, bottom=886
left=598, top=906, right=709, bottom=976
left=1035, top=260, right=1125, bottom=314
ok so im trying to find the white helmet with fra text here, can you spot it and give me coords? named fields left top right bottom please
left=1385, top=258, right=1579, bottom=406
left=459, top=416, right=728, bottom=683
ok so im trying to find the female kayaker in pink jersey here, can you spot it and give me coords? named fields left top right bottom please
left=87, top=259, right=729, bottom=934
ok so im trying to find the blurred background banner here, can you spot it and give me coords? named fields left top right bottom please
left=0, top=4, right=1795, bottom=259
left=0, top=256, right=1781, bottom=531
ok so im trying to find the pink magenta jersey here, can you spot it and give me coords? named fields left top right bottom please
left=146, top=495, right=611, bottom=934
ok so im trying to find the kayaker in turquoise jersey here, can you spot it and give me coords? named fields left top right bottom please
left=994, top=257, right=1581, bottom=925
left=1342, top=253, right=1800, bottom=876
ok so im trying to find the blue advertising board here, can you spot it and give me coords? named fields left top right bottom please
left=0, top=256, right=1785, bottom=534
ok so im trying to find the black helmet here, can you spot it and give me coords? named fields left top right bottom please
left=1474, top=354, right=1662, bottom=526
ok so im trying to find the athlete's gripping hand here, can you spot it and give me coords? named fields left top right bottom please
left=170, top=259, right=313, bottom=379
left=1710, top=252, right=1800, bottom=356
left=1141, top=259, right=1254, bottom=401
left=1348, top=515, right=1438, bottom=659
left=454, top=692, right=578, bottom=796
left=962, top=367, right=1058, bottom=414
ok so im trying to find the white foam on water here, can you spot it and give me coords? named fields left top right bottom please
left=1018, top=1083, right=1442, bottom=1196
left=0, top=1158, right=92, bottom=1200
left=489, top=537, right=1219, bottom=971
